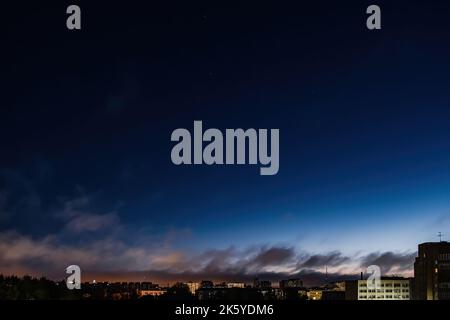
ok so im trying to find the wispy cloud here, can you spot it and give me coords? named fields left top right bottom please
left=0, top=187, right=417, bottom=285
left=53, top=193, right=121, bottom=234
left=360, top=251, right=416, bottom=275
left=0, top=226, right=416, bottom=286
left=298, top=251, right=350, bottom=268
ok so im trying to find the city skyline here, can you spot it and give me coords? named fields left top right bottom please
left=4, top=239, right=449, bottom=300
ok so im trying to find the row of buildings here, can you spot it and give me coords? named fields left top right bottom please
left=179, top=277, right=412, bottom=301
left=192, top=241, right=450, bottom=300
left=341, top=240, right=450, bottom=300
left=79, top=241, right=450, bottom=300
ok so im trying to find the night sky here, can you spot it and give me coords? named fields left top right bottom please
left=1, top=0, right=450, bottom=285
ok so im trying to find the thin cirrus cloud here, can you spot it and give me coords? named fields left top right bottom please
left=55, top=193, right=121, bottom=233
left=64, top=213, right=120, bottom=233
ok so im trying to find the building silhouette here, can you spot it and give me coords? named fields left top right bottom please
left=414, top=241, right=450, bottom=300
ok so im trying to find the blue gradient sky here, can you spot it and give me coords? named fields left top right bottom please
left=1, top=0, right=450, bottom=282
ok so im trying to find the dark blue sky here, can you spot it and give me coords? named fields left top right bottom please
left=1, top=0, right=450, bottom=281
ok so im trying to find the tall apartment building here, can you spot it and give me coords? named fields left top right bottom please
left=345, top=277, right=411, bottom=300
left=414, top=241, right=450, bottom=300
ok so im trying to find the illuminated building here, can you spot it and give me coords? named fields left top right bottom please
left=414, top=241, right=450, bottom=300
left=138, top=289, right=166, bottom=297
left=227, top=282, right=245, bottom=288
left=185, top=282, right=200, bottom=295
left=346, top=277, right=411, bottom=300
left=307, top=289, right=323, bottom=300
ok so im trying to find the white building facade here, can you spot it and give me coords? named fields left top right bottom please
left=357, top=279, right=411, bottom=300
